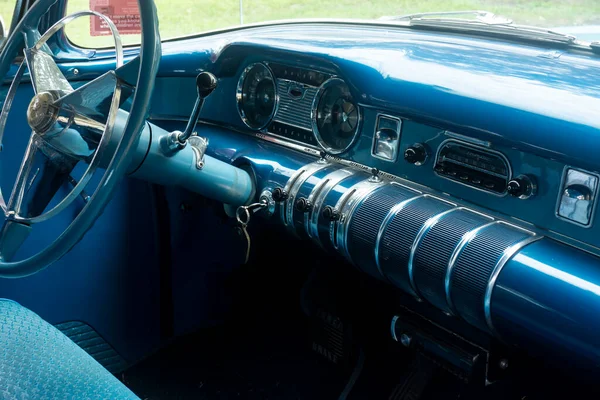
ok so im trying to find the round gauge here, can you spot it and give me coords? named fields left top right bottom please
left=312, top=78, right=361, bottom=154
left=236, top=63, right=277, bottom=130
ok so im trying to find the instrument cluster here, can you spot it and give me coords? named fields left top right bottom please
left=236, top=62, right=361, bottom=154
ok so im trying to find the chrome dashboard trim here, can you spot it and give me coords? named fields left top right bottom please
left=307, top=168, right=355, bottom=242
left=340, top=180, right=387, bottom=261
left=407, top=206, right=462, bottom=298
left=434, top=139, right=512, bottom=197
left=284, top=159, right=330, bottom=228
left=444, top=220, right=499, bottom=315
left=332, top=178, right=384, bottom=255
left=236, top=62, right=279, bottom=131
left=374, top=193, right=424, bottom=279
left=484, top=233, right=541, bottom=336
left=311, top=77, right=363, bottom=155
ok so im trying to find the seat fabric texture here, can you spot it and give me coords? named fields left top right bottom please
left=0, top=299, right=139, bottom=400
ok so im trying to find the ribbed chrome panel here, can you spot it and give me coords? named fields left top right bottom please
left=347, top=184, right=417, bottom=280
left=412, top=209, right=493, bottom=313
left=379, top=197, right=453, bottom=296
left=273, top=79, right=318, bottom=130
left=449, top=222, right=533, bottom=332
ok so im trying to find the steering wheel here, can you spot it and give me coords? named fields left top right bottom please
left=0, top=0, right=160, bottom=277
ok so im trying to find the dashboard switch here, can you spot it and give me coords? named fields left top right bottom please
left=322, top=206, right=340, bottom=221
left=557, top=168, right=598, bottom=226
left=295, top=197, right=312, bottom=213
left=507, top=175, right=536, bottom=199
left=272, top=188, right=288, bottom=203
left=404, top=144, right=428, bottom=165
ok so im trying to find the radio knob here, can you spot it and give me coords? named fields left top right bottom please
left=507, top=175, right=536, bottom=199
left=322, top=206, right=340, bottom=221
left=404, top=144, right=427, bottom=165
left=272, top=187, right=288, bottom=202
left=295, top=197, right=312, bottom=213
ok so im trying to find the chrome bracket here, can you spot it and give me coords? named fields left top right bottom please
left=188, top=134, right=208, bottom=169
left=259, top=189, right=276, bottom=217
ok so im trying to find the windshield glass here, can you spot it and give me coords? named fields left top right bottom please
left=65, top=0, right=600, bottom=48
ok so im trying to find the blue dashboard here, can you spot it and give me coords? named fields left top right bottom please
left=131, top=23, right=600, bottom=253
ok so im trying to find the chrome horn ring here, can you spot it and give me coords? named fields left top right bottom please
left=0, top=10, right=124, bottom=224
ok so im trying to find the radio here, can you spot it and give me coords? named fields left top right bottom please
left=434, top=140, right=510, bottom=194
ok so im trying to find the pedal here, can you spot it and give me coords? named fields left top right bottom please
left=310, top=307, right=353, bottom=367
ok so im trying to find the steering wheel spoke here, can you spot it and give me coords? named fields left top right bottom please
left=7, top=134, right=77, bottom=219
left=24, top=47, right=73, bottom=96
left=55, top=70, right=133, bottom=122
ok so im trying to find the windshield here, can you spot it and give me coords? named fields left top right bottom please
left=64, top=0, right=600, bottom=48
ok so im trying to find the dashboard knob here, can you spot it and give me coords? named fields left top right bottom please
left=295, top=197, right=312, bottom=213
left=404, top=144, right=427, bottom=165
left=507, top=175, right=536, bottom=199
left=272, top=188, right=288, bottom=203
left=322, top=206, right=340, bottom=221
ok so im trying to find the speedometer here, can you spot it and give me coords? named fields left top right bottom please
left=236, top=63, right=277, bottom=130
left=312, top=78, right=361, bottom=154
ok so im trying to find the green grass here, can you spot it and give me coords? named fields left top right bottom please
left=1, top=0, right=599, bottom=48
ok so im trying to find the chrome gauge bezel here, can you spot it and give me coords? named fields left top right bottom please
left=311, top=77, right=362, bottom=155
left=236, top=62, right=278, bottom=131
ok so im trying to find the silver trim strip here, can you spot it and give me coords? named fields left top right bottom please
left=374, top=194, right=426, bottom=279
left=408, top=207, right=463, bottom=297
left=444, top=220, right=500, bottom=314
left=340, top=180, right=387, bottom=260
left=484, top=234, right=542, bottom=335
left=391, top=315, right=400, bottom=342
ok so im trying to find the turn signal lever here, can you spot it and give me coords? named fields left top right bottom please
left=161, top=71, right=218, bottom=152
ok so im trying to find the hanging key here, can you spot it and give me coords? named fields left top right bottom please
left=235, top=200, right=268, bottom=264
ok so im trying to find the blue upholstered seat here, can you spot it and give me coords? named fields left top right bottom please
left=0, top=299, right=139, bottom=400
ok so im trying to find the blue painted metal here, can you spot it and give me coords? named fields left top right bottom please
left=128, top=121, right=255, bottom=206
left=492, top=238, right=600, bottom=364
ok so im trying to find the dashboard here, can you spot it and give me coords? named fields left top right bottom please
left=224, top=57, right=600, bottom=254
left=142, top=22, right=600, bottom=370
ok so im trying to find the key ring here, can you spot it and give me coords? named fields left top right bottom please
left=236, top=206, right=251, bottom=226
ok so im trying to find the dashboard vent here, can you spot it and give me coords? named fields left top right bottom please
left=346, top=184, right=417, bottom=280
left=273, top=79, right=318, bottom=131
left=412, top=209, right=493, bottom=313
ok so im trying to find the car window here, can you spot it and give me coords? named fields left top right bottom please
left=0, top=1, right=15, bottom=37
left=65, top=0, right=600, bottom=49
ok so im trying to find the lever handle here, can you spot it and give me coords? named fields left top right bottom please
left=178, top=71, right=218, bottom=144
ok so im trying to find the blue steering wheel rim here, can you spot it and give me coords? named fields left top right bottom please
left=0, top=0, right=161, bottom=277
